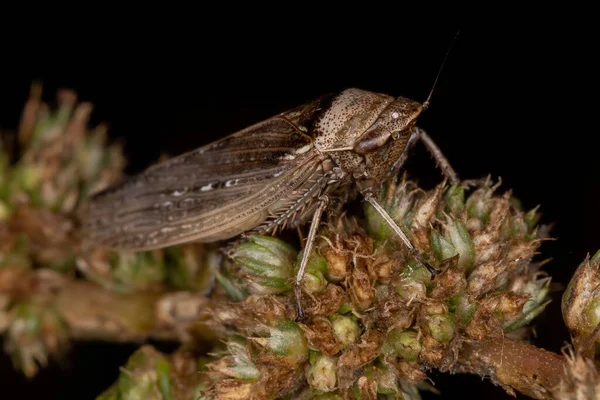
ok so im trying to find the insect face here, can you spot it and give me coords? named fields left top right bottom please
left=354, top=96, right=424, bottom=155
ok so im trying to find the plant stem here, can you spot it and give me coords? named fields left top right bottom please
left=1, top=266, right=212, bottom=343
left=455, top=338, right=566, bottom=399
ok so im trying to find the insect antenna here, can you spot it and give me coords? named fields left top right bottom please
left=422, top=30, right=460, bottom=111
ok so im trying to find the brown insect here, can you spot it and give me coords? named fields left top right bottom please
left=79, top=45, right=460, bottom=319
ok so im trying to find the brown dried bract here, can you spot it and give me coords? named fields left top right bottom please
left=466, top=293, right=529, bottom=340
left=320, top=245, right=349, bottom=282
left=298, top=317, right=340, bottom=356
left=355, top=375, right=378, bottom=400
left=393, top=359, right=428, bottom=384
left=430, top=255, right=465, bottom=301
left=303, top=283, right=346, bottom=317
left=370, top=293, right=416, bottom=332
left=337, top=329, right=384, bottom=389
left=349, top=266, right=374, bottom=311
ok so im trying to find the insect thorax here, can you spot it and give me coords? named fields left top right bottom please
left=313, top=88, right=394, bottom=151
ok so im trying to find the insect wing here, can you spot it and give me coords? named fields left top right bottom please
left=79, top=115, right=318, bottom=251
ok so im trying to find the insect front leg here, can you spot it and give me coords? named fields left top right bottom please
left=414, top=127, right=459, bottom=185
left=295, top=195, right=329, bottom=321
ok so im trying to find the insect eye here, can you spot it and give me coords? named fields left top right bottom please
left=391, top=112, right=399, bottom=120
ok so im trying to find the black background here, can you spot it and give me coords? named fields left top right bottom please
left=0, top=20, right=598, bottom=399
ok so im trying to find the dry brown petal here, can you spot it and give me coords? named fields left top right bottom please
left=207, top=295, right=293, bottom=337
left=371, top=293, right=416, bottom=332
left=393, top=359, right=428, bottom=384
left=155, top=292, right=209, bottom=341
left=240, top=295, right=294, bottom=325
left=209, top=361, right=305, bottom=399
left=506, top=239, right=541, bottom=272
left=365, top=252, right=394, bottom=284
left=298, top=317, right=340, bottom=356
left=419, top=335, right=445, bottom=365
left=466, top=293, right=529, bottom=340
left=430, top=255, right=465, bottom=301
left=304, top=283, right=346, bottom=317
left=412, top=182, right=445, bottom=230
left=410, top=182, right=444, bottom=253
left=349, top=266, right=374, bottom=311
left=466, top=216, right=484, bottom=232
left=467, top=260, right=507, bottom=297
left=496, top=292, right=529, bottom=320
left=356, top=375, right=378, bottom=400
left=321, top=246, right=349, bottom=282
left=471, top=237, right=507, bottom=267
left=211, top=379, right=255, bottom=400
left=337, top=329, right=384, bottom=389
left=421, top=300, right=448, bottom=316
left=483, top=197, right=511, bottom=241
left=550, top=347, right=600, bottom=400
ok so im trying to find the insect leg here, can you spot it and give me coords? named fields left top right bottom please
left=415, top=127, right=459, bottom=185
left=295, top=195, right=329, bottom=321
left=363, top=193, right=438, bottom=276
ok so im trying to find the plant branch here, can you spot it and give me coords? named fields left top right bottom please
left=455, top=337, right=566, bottom=399
left=0, top=266, right=213, bottom=344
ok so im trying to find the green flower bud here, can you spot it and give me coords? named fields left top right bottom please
left=466, top=186, right=494, bottom=223
left=330, top=314, right=360, bottom=350
left=363, top=181, right=418, bottom=244
left=585, top=298, right=600, bottom=335
left=113, top=346, right=169, bottom=400
left=562, top=250, right=600, bottom=338
left=214, top=270, right=249, bottom=302
left=231, top=235, right=297, bottom=294
left=299, top=250, right=328, bottom=295
left=387, top=329, right=421, bottom=362
left=400, top=259, right=431, bottom=284
left=444, top=184, right=465, bottom=214
left=443, top=217, right=474, bottom=271
left=504, top=275, right=551, bottom=332
left=423, top=305, right=456, bottom=345
left=430, top=229, right=458, bottom=261
left=211, top=336, right=260, bottom=382
left=253, top=320, right=308, bottom=365
left=451, top=292, right=477, bottom=326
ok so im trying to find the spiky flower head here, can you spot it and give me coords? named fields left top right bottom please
left=197, top=175, right=551, bottom=399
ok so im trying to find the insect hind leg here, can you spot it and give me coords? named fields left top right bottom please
left=415, top=127, right=459, bottom=185
left=294, top=195, right=329, bottom=321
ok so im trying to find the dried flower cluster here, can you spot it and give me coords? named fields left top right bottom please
left=0, top=83, right=125, bottom=376
left=2, top=85, right=600, bottom=399
left=0, top=85, right=212, bottom=378
left=197, top=172, right=552, bottom=399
